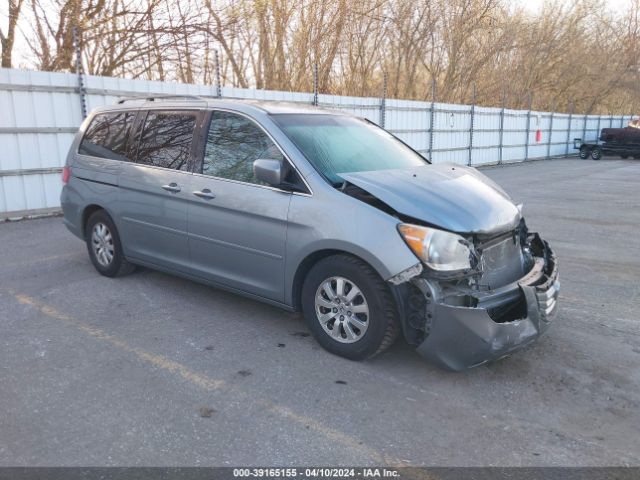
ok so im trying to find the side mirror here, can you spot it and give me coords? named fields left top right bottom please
left=253, top=159, right=283, bottom=187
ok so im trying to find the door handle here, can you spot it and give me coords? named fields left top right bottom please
left=193, top=189, right=216, bottom=200
left=162, top=183, right=181, bottom=193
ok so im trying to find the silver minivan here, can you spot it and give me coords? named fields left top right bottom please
left=60, top=96, right=559, bottom=370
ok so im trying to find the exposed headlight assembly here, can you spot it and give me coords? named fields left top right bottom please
left=398, top=223, right=475, bottom=272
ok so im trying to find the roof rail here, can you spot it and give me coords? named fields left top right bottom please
left=117, top=95, right=205, bottom=104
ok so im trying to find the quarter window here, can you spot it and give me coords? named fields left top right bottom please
left=136, top=111, right=197, bottom=171
left=203, top=111, right=284, bottom=184
left=79, top=112, right=135, bottom=161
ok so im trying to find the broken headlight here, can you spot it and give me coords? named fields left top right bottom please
left=398, top=223, right=474, bottom=272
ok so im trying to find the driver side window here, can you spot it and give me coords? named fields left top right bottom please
left=203, top=111, right=284, bottom=185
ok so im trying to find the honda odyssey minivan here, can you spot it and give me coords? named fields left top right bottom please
left=61, top=96, right=559, bottom=370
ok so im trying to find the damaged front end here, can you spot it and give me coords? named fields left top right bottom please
left=337, top=164, right=559, bottom=370
left=390, top=224, right=559, bottom=371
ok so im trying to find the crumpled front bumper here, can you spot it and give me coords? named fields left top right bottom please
left=415, top=235, right=559, bottom=371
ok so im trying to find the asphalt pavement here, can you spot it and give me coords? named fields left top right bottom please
left=0, top=158, right=638, bottom=466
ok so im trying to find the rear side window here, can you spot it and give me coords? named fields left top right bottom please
left=136, top=111, right=197, bottom=171
left=203, top=111, right=284, bottom=184
left=79, top=112, right=135, bottom=161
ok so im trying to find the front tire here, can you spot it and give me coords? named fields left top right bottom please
left=579, top=146, right=589, bottom=159
left=591, top=147, right=602, bottom=160
left=85, top=210, right=135, bottom=277
left=301, top=254, right=398, bottom=360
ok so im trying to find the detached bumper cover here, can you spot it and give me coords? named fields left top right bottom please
left=415, top=236, right=559, bottom=371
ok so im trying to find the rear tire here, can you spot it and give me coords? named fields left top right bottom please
left=591, top=147, right=602, bottom=160
left=85, top=210, right=135, bottom=278
left=301, top=254, right=398, bottom=360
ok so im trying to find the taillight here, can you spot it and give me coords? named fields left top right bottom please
left=62, top=166, right=71, bottom=184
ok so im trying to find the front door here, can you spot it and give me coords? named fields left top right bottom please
left=118, top=109, right=202, bottom=272
left=187, top=110, right=293, bottom=302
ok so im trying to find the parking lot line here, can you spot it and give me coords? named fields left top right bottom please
left=9, top=290, right=399, bottom=466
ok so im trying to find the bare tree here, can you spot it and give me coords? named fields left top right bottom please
left=8, top=0, right=640, bottom=113
left=1, top=0, right=25, bottom=67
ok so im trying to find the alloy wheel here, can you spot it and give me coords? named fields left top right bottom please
left=91, top=222, right=115, bottom=267
left=314, top=276, right=369, bottom=343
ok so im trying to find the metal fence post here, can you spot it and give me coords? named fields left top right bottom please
left=427, top=79, right=436, bottom=161
left=582, top=113, right=587, bottom=142
left=609, top=114, right=613, bottom=128
left=380, top=72, right=387, bottom=128
left=524, top=92, right=532, bottom=162
left=565, top=102, right=573, bottom=157
left=620, top=115, right=625, bottom=127
left=312, top=63, right=318, bottom=106
left=214, top=49, right=222, bottom=98
left=498, top=89, right=505, bottom=165
left=546, top=100, right=555, bottom=159
left=468, top=83, right=476, bottom=166
left=595, top=115, right=601, bottom=144
left=72, top=26, right=87, bottom=119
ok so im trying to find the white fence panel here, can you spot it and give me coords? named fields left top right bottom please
left=318, top=94, right=380, bottom=123
left=386, top=99, right=430, bottom=153
left=472, top=107, right=502, bottom=166
left=0, top=67, right=631, bottom=218
left=430, top=102, right=472, bottom=165
left=0, top=69, right=82, bottom=216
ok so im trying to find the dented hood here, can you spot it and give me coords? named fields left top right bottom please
left=339, top=164, right=521, bottom=234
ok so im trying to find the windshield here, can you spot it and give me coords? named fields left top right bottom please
left=272, top=114, right=428, bottom=185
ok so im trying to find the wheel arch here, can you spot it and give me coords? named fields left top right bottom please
left=81, top=204, right=109, bottom=238
left=290, top=248, right=395, bottom=312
